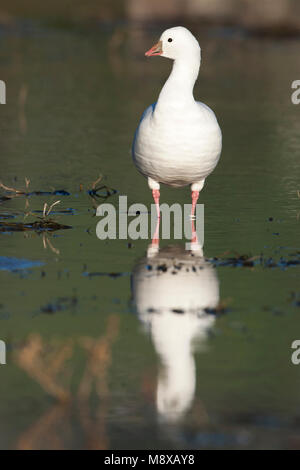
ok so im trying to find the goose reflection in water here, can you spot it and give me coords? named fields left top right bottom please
left=132, top=240, right=220, bottom=423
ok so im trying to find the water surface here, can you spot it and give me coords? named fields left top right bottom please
left=0, top=23, right=300, bottom=449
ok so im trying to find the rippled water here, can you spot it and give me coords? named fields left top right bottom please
left=0, top=23, right=300, bottom=449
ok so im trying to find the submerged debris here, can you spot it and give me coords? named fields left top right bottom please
left=264, top=257, right=300, bottom=268
left=0, top=195, right=11, bottom=202
left=87, top=185, right=117, bottom=200
left=0, top=219, right=72, bottom=233
left=87, top=174, right=117, bottom=200
left=82, top=271, right=129, bottom=279
left=210, top=254, right=260, bottom=268
left=32, top=208, right=75, bottom=215
left=0, top=212, right=16, bottom=220
left=0, top=256, right=44, bottom=272
left=209, top=252, right=300, bottom=270
left=21, top=190, right=70, bottom=197
left=204, top=304, right=231, bottom=316
left=290, top=292, right=300, bottom=308
left=40, top=296, right=78, bottom=315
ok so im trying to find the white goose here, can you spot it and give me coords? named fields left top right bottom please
left=132, top=26, right=222, bottom=215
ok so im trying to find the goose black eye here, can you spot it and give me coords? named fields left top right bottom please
left=168, top=38, right=173, bottom=42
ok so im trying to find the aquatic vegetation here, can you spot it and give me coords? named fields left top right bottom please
left=0, top=195, right=72, bottom=233
left=0, top=180, right=70, bottom=198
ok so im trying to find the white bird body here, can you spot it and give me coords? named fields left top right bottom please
left=132, top=27, right=222, bottom=192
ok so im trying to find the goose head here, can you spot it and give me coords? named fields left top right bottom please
left=145, top=26, right=201, bottom=62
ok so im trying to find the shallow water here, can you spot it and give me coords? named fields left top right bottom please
left=0, top=23, right=300, bottom=449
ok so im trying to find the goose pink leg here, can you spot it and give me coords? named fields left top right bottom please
left=191, top=190, right=199, bottom=217
left=151, top=215, right=160, bottom=247
left=191, top=180, right=205, bottom=217
left=152, top=189, right=160, bottom=219
left=191, top=216, right=199, bottom=244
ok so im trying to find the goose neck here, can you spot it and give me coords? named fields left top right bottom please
left=156, top=56, right=200, bottom=109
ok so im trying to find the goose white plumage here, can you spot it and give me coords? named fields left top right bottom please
left=132, top=26, right=222, bottom=214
